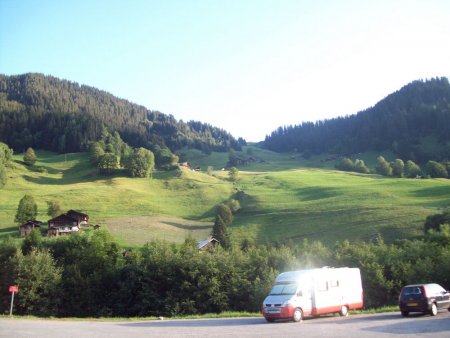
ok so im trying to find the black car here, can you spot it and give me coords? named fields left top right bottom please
left=399, top=283, right=450, bottom=316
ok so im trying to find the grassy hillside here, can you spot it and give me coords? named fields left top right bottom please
left=177, top=145, right=397, bottom=172
left=1, top=149, right=449, bottom=246
left=230, top=169, right=449, bottom=245
left=0, top=152, right=234, bottom=244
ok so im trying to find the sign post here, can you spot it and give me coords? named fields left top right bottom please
left=9, top=285, right=19, bottom=316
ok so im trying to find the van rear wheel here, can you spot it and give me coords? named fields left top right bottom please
left=293, top=308, right=303, bottom=322
left=339, top=305, right=349, bottom=317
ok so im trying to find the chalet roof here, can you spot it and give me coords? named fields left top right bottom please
left=19, top=220, right=42, bottom=227
left=197, top=237, right=219, bottom=250
left=48, top=213, right=78, bottom=224
left=66, top=210, right=89, bottom=218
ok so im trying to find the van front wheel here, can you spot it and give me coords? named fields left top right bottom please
left=339, top=305, right=349, bottom=317
left=293, top=308, right=303, bottom=322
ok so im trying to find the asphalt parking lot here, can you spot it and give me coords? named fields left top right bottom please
left=1, top=311, right=450, bottom=338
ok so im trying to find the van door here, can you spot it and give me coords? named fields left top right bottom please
left=297, top=286, right=313, bottom=315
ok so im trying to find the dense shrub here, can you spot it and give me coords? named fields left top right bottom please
left=1, top=225, right=449, bottom=316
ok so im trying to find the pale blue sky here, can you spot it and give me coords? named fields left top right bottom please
left=1, top=0, right=450, bottom=141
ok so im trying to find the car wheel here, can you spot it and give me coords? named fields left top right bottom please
left=401, top=311, right=409, bottom=317
left=293, top=308, right=303, bottom=322
left=265, top=317, right=275, bottom=323
left=339, top=305, right=349, bottom=317
left=430, top=303, right=438, bottom=316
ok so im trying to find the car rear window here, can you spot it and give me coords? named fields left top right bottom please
left=402, top=287, right=422, bottom=296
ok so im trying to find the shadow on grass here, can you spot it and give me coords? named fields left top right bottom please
left=413, top=185, right=450, bottom=198
left=161, top=221, right=211, bottom=231
left=296, top=186, right=340, bottom=201
left=22, top=162, right=61, bottom=175
left=0, top=226, right=19, bottom=239
left=152, top=170, right=180, bottom=181
left=22, top=162, right=124, bottom=185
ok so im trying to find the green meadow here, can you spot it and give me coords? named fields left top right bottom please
left=1, top=148, right=449, bottom=246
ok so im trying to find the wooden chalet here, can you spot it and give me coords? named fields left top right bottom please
left=19, top=220, right=42, bottom=237
left=66, top=209, right=89, bottom=225
left=180, top=162, right=191, bottom=169
left=197, top=237, right=219, bottom=252
left=47, top=210, right=89, bottom=236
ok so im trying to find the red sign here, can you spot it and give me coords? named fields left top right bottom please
left=8, top=285, right=18, bottom=293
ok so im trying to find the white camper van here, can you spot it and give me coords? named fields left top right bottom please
left=262, top=267, right=363, bottom=322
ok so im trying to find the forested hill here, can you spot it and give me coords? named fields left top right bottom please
left=0, top=73, right=243, bottom=153
left=263, top=77, right=450, bottom=162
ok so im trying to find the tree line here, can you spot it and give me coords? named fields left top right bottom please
left=1, top=210, right=449, bottom=317
left=263, top=78, right=450, bottom=163
left=0, top=73, right=244, bottom=155
left=336, top=156, right=449, bottom=178
left=10, top=127, right=175, bottom=178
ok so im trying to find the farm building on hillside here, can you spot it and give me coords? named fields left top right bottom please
left=197, top=237, right=219, bottom=251
left=180, top=162, right=191, bottom=169
left=66, top=209, right=89, bottom=225
left=19, top=220, right=43, bottom=237
left=47, top=210, right=89, bottom=236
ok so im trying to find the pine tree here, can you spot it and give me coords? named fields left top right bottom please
left=354, top=159, right=369, bottom=174
left=216, top=204, right=233, bottom=225
left=47, top=200, right=62, bottom=218
left=426, top=161, right=448, bottom=178
left=0, top=164, right=6, bottom=188
left=336, top=158, right=354, bottom=172
left=228, top=167, right=239, bottom=182
left=21, top=229, right=43, bottom=255
left=23, top=147, right=37, bottom=165
left=376, top=156, right=392, bottom=176
left=404, top=160, right=421, bottom=178
left=211, top=216, right=230, bottom=249
left=89, top=142, right=105, bottom=164
left=391, top=159, right=405, bottom=177
left=0, top=142, right=13, bottom=164
left=97, top=153, right=119, bottom=174
left=14, top=195, right=38, bottom=224
left=10, top=249, right=62, bottom=315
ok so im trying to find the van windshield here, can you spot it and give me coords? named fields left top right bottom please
left=270, top=283, right=297, bottom=295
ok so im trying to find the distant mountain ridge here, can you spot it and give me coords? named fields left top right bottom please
left=263, top=77, right=450, bottom=162
left=0, top=73, right=243, bottom=153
